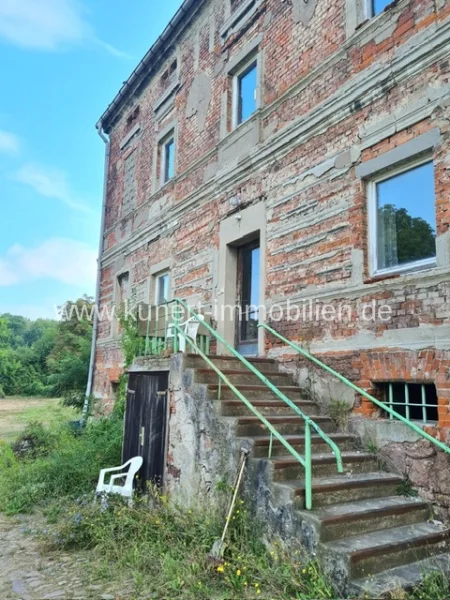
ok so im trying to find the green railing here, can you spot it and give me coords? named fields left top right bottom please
left=167, top=299, right=344, bottom=509
left=259, top=323, right=450, bottom=456
left=142, top=303, right=210, bottom=356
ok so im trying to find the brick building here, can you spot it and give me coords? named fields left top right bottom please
left=93, top=0, right=450, bottom=431
left=90, top=2, right=450, bottom=590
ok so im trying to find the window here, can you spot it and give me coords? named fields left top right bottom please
left=155, top=272, right=170, bottom=305
left=369, top=160, right=436, bottom=275
left=123, top=152, right=137, bottom=214
left=161, top=59, right=178, bottom=89
left=126, top=106, right=139, bottom=130
left=160, top=135, right=175, bottom=185
left=377, top=382, right=438, bottom=424
left=117, top=272, right=130, bottom=305
left=370, top=0, right=392, bottom=16
left=233, top=58, right=258, bottom=127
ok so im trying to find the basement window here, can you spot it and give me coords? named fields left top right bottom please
left=377, top=382, right=438, bottom=423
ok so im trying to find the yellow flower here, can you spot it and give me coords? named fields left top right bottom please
left=236, top=569, right=241, bottom=576
left=257, top=591, right=261, bottom=595
left=254, top=583, right=260, bottom=588
left=217, top=565, right=224, bottom=573
left=244, top=582, right=248, bottom=587
left=302, top=568, right=307, bottom=574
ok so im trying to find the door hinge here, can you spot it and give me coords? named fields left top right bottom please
left=156, top=390, right=168, bottom=396
left=139, top=426, right=145, bottom=447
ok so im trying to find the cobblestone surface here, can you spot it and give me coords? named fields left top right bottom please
left=0, top=514, right=129, bottom=600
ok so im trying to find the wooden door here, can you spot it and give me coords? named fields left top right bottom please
left=123, top=372, right=169, bottom=489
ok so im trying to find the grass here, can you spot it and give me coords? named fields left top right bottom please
left=0, top=416, right=123, bottom=514
left=1, top=409, right=449, bottom=599
left=40, top=493, right=336, bottom=600
left=0, top=396, right=77, bottom=443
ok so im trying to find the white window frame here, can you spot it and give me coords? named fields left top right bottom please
left=159, top=133, right=175, bottom=186
left=154, top=271, right=170, bottom=305
left=232, top=55, right=258, bottom=129
left=368, top=156, right=437, bottom=277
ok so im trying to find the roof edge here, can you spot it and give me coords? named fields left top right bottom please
left=97, top=0, right=208, bottom=132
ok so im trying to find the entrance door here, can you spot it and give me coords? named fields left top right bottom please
left=123, top=371, right=169, bottom=489
left=237, top=240, right=260, bottom=356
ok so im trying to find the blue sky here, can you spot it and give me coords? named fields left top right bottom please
left=0, top=0, right=183, bottom=319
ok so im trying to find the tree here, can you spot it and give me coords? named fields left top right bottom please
left=378, top=204, right=436, bottom=267
left=0, top=297, right=92, bottom=402
left=47, top=296, right=94, bottom=407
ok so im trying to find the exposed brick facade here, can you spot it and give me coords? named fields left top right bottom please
left=94, top=0, right=450, bottom=431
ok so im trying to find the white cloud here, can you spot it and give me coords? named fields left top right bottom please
left=13, top=163, right=93, bottom=213
left=0, top=130, right=20, bottom=155
left=0, top=238, right=97, bottom=289
left=0, top=0, right=130, bottom=57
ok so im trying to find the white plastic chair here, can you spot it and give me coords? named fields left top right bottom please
left=167, top=314, right=205, bottom=352
left=95, top=456, right=143, bottom=503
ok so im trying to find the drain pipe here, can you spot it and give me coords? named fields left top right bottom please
left=82, top=120, right=110, bottom=421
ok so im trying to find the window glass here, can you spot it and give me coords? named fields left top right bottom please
left=372, top=0, right=392, bottom=15
left=156, top=273, right=169, bottom=305
left=375, top=161, right=436, bottom=272
left=164, top=138, right=175, bottom=182
left=237, top=62, right=257, bottom=124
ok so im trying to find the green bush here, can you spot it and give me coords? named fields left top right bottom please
left=42, top=494, right=335, bottom=600
left=11, top=421, right=57, bottom=459
left=0, top=383, right=5, bottom=398
left=0, top=416, right=123, bottom=514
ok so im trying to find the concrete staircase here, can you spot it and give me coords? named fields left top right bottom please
left=186, top=353, right=450, bottom=597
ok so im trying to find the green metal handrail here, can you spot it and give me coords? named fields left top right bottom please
left=259, top=323, right=450, bottom=456
left=168, top=299, right=344, bottom=509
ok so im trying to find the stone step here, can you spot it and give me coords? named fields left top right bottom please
left=185, top=353, right=279, bottom=372
left=300, top=496, right=430, bottom=542
left=236, top=415, right=335, bottom=437
left=272, top=452, right=377, bottom=481
left=278, top=472, right=404, bottom=508
left=207, top=384, right=307, bottom=401
left=221, top=399, right=318, bottom=417
left=349, top=553, right=450, bottom=598
left=195, top=368, right=292, bottom=387
left=323, top=522, right=450, bottom=580
left=247, top=433, right=355, bottom=457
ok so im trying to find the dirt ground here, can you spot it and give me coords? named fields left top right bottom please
left=0, top=398, right=76, bottom=443
left=0, top=513, right=134, bottom=600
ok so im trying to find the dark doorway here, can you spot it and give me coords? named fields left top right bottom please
left=236, top=239, right=260, bottom=356
left=123, top=371, right=169, bottom=490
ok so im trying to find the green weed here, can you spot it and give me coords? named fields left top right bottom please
left=41, top=494, right=335, bottom=600
left=0, top=416, right=122, bottom=514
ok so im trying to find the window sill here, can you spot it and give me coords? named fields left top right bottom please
left=345, top=0, right=409, bottom=45
left=364, top=259, right=438, bottom=284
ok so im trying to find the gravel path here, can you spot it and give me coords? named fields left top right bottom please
left=0, top=514, right=127, bottom=600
